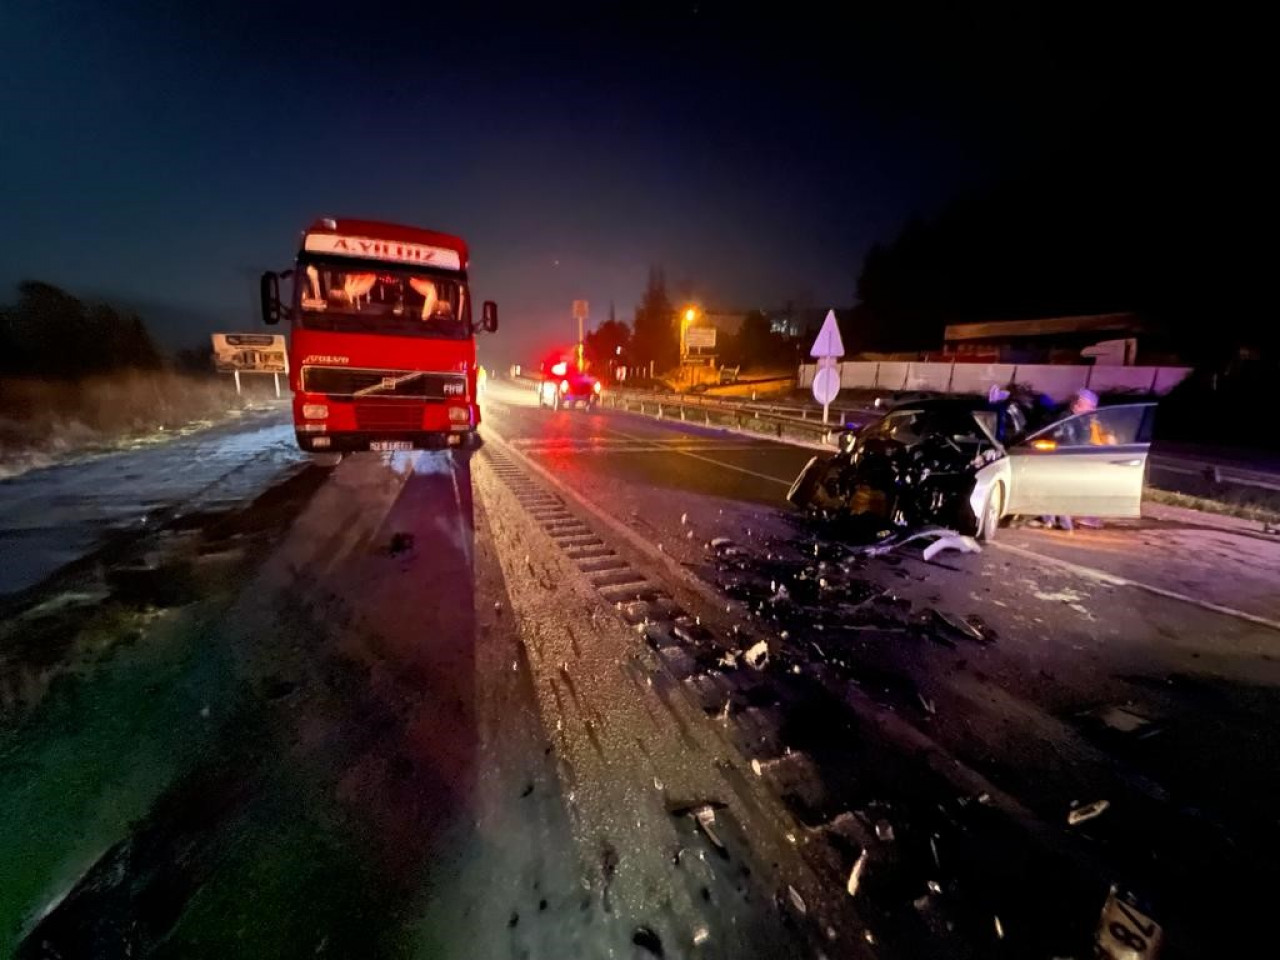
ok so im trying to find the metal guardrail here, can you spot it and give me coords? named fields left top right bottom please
left=601, top=389, right=849, bottom=445
left=610, top=389, right=870, bottom=423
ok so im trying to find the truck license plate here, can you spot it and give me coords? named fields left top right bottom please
left=1096, top=886, right=1162, bottom=960
left=370, top=441, right=413, bottom=452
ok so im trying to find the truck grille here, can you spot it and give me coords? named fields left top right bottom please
left=302, top=366, right=466, bottom=400
left=354, top=402, right=423, bottom=431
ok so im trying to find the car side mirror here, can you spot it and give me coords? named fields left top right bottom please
left=481, top=300, right=499, bottom=333
left=260, top=272, right=283, bottom=326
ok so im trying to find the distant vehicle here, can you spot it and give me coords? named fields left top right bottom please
left=788, top=398, right=1156, bottom=539
left=537, top=356, right=601, bottom=410
left=259, top=218, right=498, bottom=452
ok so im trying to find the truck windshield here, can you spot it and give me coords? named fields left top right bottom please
left=296, top=262, right=469, bottom=339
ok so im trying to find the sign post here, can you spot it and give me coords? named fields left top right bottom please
left=809, top=309, right=846, bottom=425
left=573, top=300, right=589, bottom=369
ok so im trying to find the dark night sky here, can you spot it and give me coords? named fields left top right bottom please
left=1, top=1, right=1249, bottom=366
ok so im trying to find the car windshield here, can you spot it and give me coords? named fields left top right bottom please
left=295, top=262, right=469, bottom=338
left=869, top=407, right=992, bottom=447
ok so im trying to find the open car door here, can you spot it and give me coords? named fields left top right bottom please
left=1004, top=403, right=1156, bottom=518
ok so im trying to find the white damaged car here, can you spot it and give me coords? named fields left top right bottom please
left=787, top=398, right=1156, bottom=540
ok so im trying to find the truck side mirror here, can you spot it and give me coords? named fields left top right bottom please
left=260, top=272, right=283, bottom=326
left=481, top=300, right=499, bottom=333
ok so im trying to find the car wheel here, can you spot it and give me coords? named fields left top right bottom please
left=977, top=482, right=1003, bottom=542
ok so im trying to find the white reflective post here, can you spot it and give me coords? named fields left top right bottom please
left=234, top=369, right=242, bottom=395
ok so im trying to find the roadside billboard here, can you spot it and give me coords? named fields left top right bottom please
left=211, top=333, right=288, bottom=374
left=686, top=327, right=717, bottom=349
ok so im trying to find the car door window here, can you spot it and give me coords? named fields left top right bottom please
left=1028, top=404, right=1154, bottom=449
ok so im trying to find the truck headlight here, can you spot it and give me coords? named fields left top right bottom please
left=302, top=403, right=329, bottom=419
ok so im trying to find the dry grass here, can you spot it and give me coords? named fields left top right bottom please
left=1145, top=486, right=1280, bottom=526
left=0, top=373, right=271, bottom=472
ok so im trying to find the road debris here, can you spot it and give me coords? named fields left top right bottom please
left=632, top=925, right=665, bottom=957
left=846, top=848, right=869, bottom=897
left=751, top=758, right=763, bottom=776
left=693, top=805, right=726, bottom=851
left=929, top=609, right=987, bottom=643
left=743, top=639, right=770, bottom=670
left=787, top=885, right=807, bottom=914
left=692, top=925, right=709, bottom=946
left=1095, top=885, right=1162, bottom=960
left=1068, top=799, right=1111, bottom=826
left=921, top=535, right=981, bottom=562
left=865, top=527, right=967, bottom=558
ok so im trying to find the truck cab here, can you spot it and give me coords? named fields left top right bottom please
left=260, top=218, right=497, bottom=452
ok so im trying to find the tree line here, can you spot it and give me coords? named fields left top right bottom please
left=0, top=281, right=163, bottom=378
left=584, top=267, right=797, bottom=377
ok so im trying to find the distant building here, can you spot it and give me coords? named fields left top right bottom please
left=942, top=312, right=1152, bottom=364
left=766, top=307, right=853, bottom=341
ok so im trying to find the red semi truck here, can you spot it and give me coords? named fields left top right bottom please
left=260, top=218, right=497, bottom=452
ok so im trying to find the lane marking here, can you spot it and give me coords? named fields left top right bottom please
left=602, top=426, right=795, bottom=487
left=992, top=541, right=1280, bottom=633
left=511, top=443, right=778, bottom=457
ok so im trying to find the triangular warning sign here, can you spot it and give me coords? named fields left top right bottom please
left=809, top=309, right=845, bottom=358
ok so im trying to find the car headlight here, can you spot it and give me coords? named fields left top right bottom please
left=592, top=381, right=602, bottom=394
left=559, top=380, right=570, bottom=394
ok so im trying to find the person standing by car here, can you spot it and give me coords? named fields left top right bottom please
left=1039, top=388, right=1101, bottom=531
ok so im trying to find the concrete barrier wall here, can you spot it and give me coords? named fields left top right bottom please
left=875, top=362, right=911, bottom=391
left=1086, top=366, right=1160, bottom=394
left=799, top=361, right=1193, bottom=403
left=1011, top=364, right=1091, bottom=402
left=902, top=364, right=951, bottom=392
left=1153, top=366, right=1193, bottom=394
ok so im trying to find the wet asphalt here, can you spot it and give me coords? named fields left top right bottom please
left=2, top=381, right=1278, bottom=957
